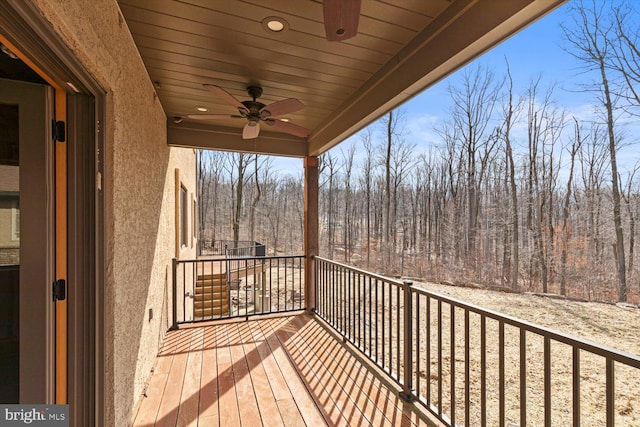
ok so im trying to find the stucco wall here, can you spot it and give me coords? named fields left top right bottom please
left=29, top=1, right=197, bottom=425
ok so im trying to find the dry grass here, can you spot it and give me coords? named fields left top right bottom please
left=416, top=281, right=640, bottom=356
left=413, top=281, right=640, bottom=426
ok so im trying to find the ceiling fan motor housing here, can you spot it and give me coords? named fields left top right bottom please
left=247, top=85, right=263, bottom=100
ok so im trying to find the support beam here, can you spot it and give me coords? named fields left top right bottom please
left=167, top=120, right=307, bottom=157
left=304, top=156, right=319, bottom=311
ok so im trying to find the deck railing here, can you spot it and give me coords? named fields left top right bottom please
left=172, top=255, right=304, bottom=325
left=224, top=242, right=266, bottom=258
left=314, top=256, right=640, bottom=427
left=197, top=239, right=263, bottom=256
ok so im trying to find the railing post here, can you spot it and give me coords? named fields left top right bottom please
left=170, top=258, right=178, bottom=330
left=304, top=255, right=315, bottom=313
left=400, top=280, right=416, bottom=402
left=304, top=156, right=319, bottom=312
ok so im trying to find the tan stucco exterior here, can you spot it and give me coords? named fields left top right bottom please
left=27, top=1, right=197, bottom=425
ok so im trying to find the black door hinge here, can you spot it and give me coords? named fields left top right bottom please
left=53, top=279, right=66, bottom=301
left=52, top=120, right=66, bottom=142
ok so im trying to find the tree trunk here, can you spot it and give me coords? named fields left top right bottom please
left=561, top=122, right=580, bottom=296
left=249, top=155, right=261, bottom=242
left=602, top=63, right=627, bottom=301
left=233, top=153, right=246, bottom=245
left=385, top=111, right=393, bottom=270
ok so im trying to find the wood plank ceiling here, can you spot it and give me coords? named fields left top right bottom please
left=117, top=0, right=566, bottom=158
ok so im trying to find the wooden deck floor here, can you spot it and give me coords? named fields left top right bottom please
left=131, top=314, right=438, bottom=427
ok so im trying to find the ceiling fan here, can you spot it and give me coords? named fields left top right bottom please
left=323, top=0, right=361, bottom=41
left=187, top=84, right=310, bottom=140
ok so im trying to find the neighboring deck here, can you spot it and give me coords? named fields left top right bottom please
left=131, top=314, right=438, bottom=427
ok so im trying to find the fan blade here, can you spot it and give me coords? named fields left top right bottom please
left=323, top=0, right=360, bottom=41
left=267, top=119, right=310, bottom=138
left=261, top=98, right=304, bottom=118
left=187, top=114, right=242, bottom=120
left=203, top=84, right=248, bottom=112
left=242, top=121, right=261, bottom=139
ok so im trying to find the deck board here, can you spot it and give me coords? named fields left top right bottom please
left=256, top=319, right=331, bottom=427
left=275, top=317, right=392, bottom=426
left=216, top=324, right=241, bottom=427
left=155, top=329, right=190, bottom=427
left=175, top=328, right=203, bottom=427
left=198, top=326, right=219, bottom=422
left=286, top=316, right=423, bottom=427
left=228, top=323, right=263, bottom=426
left=131, top=314, right=440, bottom=427
left=237, top=322, right=285, bottom=427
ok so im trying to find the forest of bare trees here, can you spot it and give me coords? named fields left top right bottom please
left=197, top=0, right=640, bottom=303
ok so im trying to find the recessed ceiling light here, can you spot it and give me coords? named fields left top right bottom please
left=196, top=107, right=208, bottom=112
left=267, top=20, right=284, bottom=31
left=262, top=16, right=289, bottom=33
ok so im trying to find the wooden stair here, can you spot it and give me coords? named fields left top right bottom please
left=194, top=273, right=229, bottom=317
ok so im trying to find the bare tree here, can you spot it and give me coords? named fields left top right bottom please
left=620, top=164, right=639, bottom=287
left=563, top=0, right=627, bottom=301
left=560, top=119, right=583, bottom=296
left=320, top=152, right=340, bottom=258
left=227, top=152, right=255, bottom=245
left=524, top=78, right=564, bottom=293
left=390, top=139, right=417, bottom=267
left=197, top=150, right=225, bottom=243
left=500, top=60, right=523, bottom=290
left=359, top=129, right=376, bottom=268
left=249, top=156, right=273, bottom=242
left=381, top=111, right=398, bottom=269
left=609, top=2, right=640, bottom=114
left=447, top=65, right=502, bottom=271
left=378, top=110, right=409, bottom=270
left=341, top=143, right=356, bottom=263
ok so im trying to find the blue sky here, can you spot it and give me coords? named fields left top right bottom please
left=394, top=0, right=640, bottom=175
left=408, top=2, right=585, bottom=111
left=398, top=1, right=587, bottom=156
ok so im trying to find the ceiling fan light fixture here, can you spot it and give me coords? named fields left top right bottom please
left=262, top=16, right=289, bottom=33
left=243, top=121, right=261, bottom=139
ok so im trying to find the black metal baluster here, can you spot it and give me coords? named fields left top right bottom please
left=416, top=294, right=421, bottom=400
left=573, top=347, right=580, bottom=427
left=481, top=315, right=486, bottom=427
left=438, top=299, right=442, bottom=416
left=544, top=336, right=551, bottom=427
left=499, top=321, right=505, bottom=427
left=520, top=328, right=527, bottom=427
left=451, top=304, right=456, bottom=426
left=465, top=308, right=470, bottom=427
left=427, top=296, right=431, bottom=404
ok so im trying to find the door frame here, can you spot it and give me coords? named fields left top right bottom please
left=0, top=1, right=106, bottom=425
